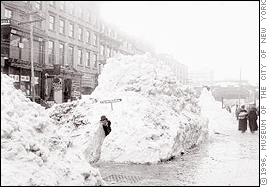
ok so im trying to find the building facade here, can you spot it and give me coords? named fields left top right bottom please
left=1, top=1, right=186, bottom=105
left=1, top=1, right=101, bottom=103
left=1, top=1, right=46, bottom=103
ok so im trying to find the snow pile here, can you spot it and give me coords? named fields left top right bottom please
left=1, top=73, right=105, bottom=186
left=91, top=53, right=209, bottom=163
left=198, top=87, right=233, bottom=135
left=47, top=53, right=208, bottom=164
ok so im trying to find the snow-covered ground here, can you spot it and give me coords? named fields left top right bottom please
left=1, top=52, right=234, bottom=185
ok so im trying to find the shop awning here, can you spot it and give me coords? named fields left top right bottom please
left=212, top=87, right=250, bottom=100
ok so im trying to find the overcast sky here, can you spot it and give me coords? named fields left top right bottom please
left=100, top=1, right=259, bottom=84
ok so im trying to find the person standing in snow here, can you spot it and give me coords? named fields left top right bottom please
left=248, top=105, right=258, bottom=134
left=235, top=104, right=240, bottom=120
left=238, top=105, right=248, bottom=133
left=100, top=115, right=111, bottom=136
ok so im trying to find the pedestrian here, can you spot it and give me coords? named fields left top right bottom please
left=248, top=105, right=258, bottom=134
left=238, top=105, right=248, bottom=133
left=100, top=115, right=112, bottom=136
left=226, top=106, right=231, bottom=113
left=235, top=104, right=240, bottom=120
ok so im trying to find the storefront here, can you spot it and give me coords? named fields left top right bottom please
left=42, top=65, right=83, bottom=104
left=3, top=58, right=43, bottom=102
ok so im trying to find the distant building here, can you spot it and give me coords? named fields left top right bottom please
left=156, top=53, right=188, bottom=85
left=1, top=1, right=175, bottom=105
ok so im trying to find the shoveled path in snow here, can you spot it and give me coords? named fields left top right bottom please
left=92, top=118, right=259, bottom=186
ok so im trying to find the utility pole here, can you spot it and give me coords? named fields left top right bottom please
left=238, top=66, right=242, bottom=106
left=18, top=11, right=44, bottom=102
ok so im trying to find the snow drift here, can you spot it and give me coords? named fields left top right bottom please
left=1, top=73, right=105, bottom=186
left=47, top=53, right=209, bottom=164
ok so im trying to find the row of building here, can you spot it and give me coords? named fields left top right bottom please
left=1, top=1, right=188, bottom=105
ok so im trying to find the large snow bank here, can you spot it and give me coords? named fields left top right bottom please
left=1, top=73, right=105, bottom=186
left=47, top=53, right=209, bottom=164
left=198, top=87, right=233, bottom=135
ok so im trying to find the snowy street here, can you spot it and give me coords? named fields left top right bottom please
left=93, top=118, right=259, bottom=186
left=1, top=53, right=259, bottom=186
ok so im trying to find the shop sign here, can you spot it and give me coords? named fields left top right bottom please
left=100, top=99, right=122, bottom=104
left=21, top=75, right=30, bottom=82
left=52, top=78, right=62, bottom=91
left=9, top=74, right=19, bottom=82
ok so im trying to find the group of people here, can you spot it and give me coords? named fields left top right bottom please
left=236, top=104, right=258, bottom=134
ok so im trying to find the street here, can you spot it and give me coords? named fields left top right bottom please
left=92, top=118, right=259, bottom=186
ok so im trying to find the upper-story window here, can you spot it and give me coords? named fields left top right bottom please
left=100, top=23, right=104, bottom=33
left=86, top=12, right=91, bottom=23
left=68, top=46, right=74, bottom=65
left=78, top=27, right=83, bottom=40
left=100, top=45, right=104, bottom=56
left=69, top=3, right=74, bottom=15
left=114, top=31, right=117, bottom=39
left=93, top=54, right=97, bottom=68
left=69, top=23, right=74, bottom=37
left=59, top=19, right=65, bottom=34
left=86, top=31, right=90, bottom=43
left=106, top=47, right=110, bottom=58
left=78, top=8, right=83, bottom=18
left=108, top=28, right=111, bottom=37
left=4, top=8, right=12, bottom=18
left=59, top=43, right=64, bottom=66
left=93, top=32, right=97, bottom=46
left=86, top=51, right=90, bottom=67
left=60, top=1, right=65, bottom=11
left=49, top=15, right=55, bottom=30
left=35, top=1, right=42, bottom=10
left=48, top=41, right=54, bottom=64
left=78, top=49, right=82, bottom=65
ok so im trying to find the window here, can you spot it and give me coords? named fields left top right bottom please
left=35, top=1, right=41, bottom=10
left=86, top=51, right=90, bottom=67
left=86, top=12, right=91, bottom=22
left=69, top=3, right=74, bottom=15
left=78, top=49, right=82, bottom=65
left=49, top=15, right=55, bottom=30
left=106, top=47, right=110, bottom=58
left=60, top=1, right=65, bottom=11
left=78, top=8, right=83, bottom=18
left=4, top=9, right=12, bottom=18
left=49, top=1, right=55, bottom=6
left=78, top=27, right=83, bottom=40
left=93, top=32, right=97, bottom=46
left=68, top=46, right=74, bottom=65
left=59, top=19, right=65, bottom=34
left=86, top=31, right=90, bottom=43
left=48, top=41, right=54, bottom=64
left=100, top=23, right=104, bottom=33
left=100, top=45, right=104, bottom=56
left=93, top=54, right=97, bottom=68
left=59, top=43, right=64, bottom=66
left=69, top=23, right=74, bottom=37
left=108, top=28, right=111, bottom=37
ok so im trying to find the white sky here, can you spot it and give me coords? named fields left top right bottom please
left=100, top=1, right=259, bottom=83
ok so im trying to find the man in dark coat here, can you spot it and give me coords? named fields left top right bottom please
left=248, top=106, right=258, bottom=133
left=100, top=115, right=111, bottom=136
left=238, top=105, right=248, bottom=133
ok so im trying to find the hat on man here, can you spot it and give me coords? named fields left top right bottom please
left=100, top=115, right=107, bottom=121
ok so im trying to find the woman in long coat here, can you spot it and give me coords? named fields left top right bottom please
left=248, top=106, right=258, bottom=133
left=238, top=105, right=248, bottom=133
